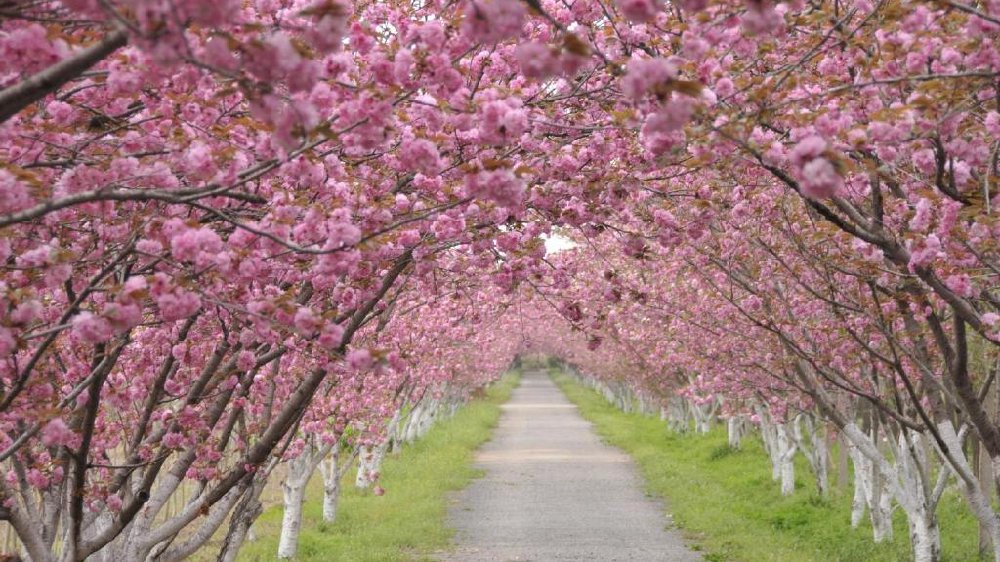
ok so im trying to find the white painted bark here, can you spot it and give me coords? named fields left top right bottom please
left=791, top=414, right=829, bottom=497
left=758, top=406, right=795, bottom=492
left=727, top=416, right=744, bottom=449
left=217, top=474, right=269, bottom=562
left=277, top=462, right=308, bottom=560
left=355, top=446, right=374, bottom=489
left=277, top=440, right=332, bottom=560
left=691, top=399, right=718, bottom=434
left=666, top=397, right=690, bottom=434
left=320, top=448, right=342, bottom=523
left=846, top=435, right=893, bottom=541
left=776, top=423, right=796, bottom=496
left=356, top=409, right=403, bottom=490
left=850, top=446, right=868, bottom=529
left=934, top=421, right=1000, bottom=562
left=402, top=402, right=423, bottom=443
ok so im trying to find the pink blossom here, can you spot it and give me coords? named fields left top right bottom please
left=120, top=276, right=149, bottom=303
left=103, top=302, right=142, bottom=332
left=789, top=136, right=828, bottom=167
left=464, top=168, right=526, bottom=208
left=41, top=418, right=75, bottom=448
left=72, top=312, right=114, bottom=344
left=318, top=323, right=345, bottom=350
left=742, top=2, right=784, bottom=35
left=462, top=0, right=526, bottom=43
left=327, top=221, right=362, bottom=249
left=303, top=0, right=351, bottom=53
left=478, top=98, right=529, bottom=145
left=616, top=0, right=662, bottom=22
left=237, top=350, right=256, bottom=371
left=641, top=111, right=686, bottom=155
left=26, top=469, right=48, bottom=489
left=294, top=307, right=320, bottom=336
left=398, top=229, right=422, bottom=246
left=909, top=198, right=934, bottom=232
left=0, top=170, right=33, bottom=214
left=347, top=348, right=374, bottom=370
left=622, top=58, right=677, bottom=101
left=908, top=234, right=942, bottom=270
left=714, top=77, right=735, bottom=98
left=399, top=138, right=442, bottom=175
left=162, top=432, right=185, bottom=449
left=911, top=148, right=937, bottom=175
left=986, top=111, right=1000, bottom=137
left=945, top=274, right=976, bottom=298
left=516, top=42, right=561, bottom=79
left=157, top=289, right=202, bottom=322
left=799, top=158, right=843, bottom=199
left=106, top=494, right=123, bottom=512
left=0, top=327, right=16, bottom=357
left=46, top=100, right=75, bottom=126
left=10, top=300, right=42, bottom=325
left=431, top=214, right=467, bottom=240
left=136, top=239, right=164, bottom=255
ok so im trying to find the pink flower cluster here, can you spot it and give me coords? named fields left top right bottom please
left=789, top=136, right=843, bottom=199
left=462, top=0, right=526, bottom=44
left=515, top=42, right=589, bottom=79
left=478, top=98, right=529, bottom=145
left=622, top=58, right=678, bottom=101
left=616, top=0, right=664, bottom=22
left=464, top=168, right=526, bottom=209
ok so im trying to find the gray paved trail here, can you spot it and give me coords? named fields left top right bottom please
left=442, top=370, right=702, bottom=562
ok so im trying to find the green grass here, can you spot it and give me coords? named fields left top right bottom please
left=232, top=372, right=520, bottom=561
left=551, top=371, right=982, bottom=562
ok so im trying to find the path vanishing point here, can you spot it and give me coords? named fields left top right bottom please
left=442, top=370, right=703, bottom=562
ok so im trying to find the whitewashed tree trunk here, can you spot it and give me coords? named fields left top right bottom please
left=416, top=399, right=439, bottom=439
left=356, top=409, right=403, bottom=490
left=727, top=416, right=744, bottom=449
left=321, top=448, right=342, bottom=523
left=218, top=473, right=269, bottom=562
left=895, top=429, right=941, bottom=562
left=758, top=407, right=795, bottom=492
left=667, top=397, right=690, bottom=434
left=847, top=439, right=893, bottom=542
left=776, top=423, right=796, bottom=496
left=355, top=445, right=374, bottom=489
left=850, top=446, right=868, bottom=528
left=277, top=462, right=308, bottom=560
left=757, top=406, right=781, bottom=481
left=318, top=445, right=358, bottom=524
left=402, top=402, right=424, bottom=443
left=792, top=414, right=830, bottom=497
left=277, top=440, right=332, bottom=560
left=934, top=421, right=1000, bottom=562
left=691, top=399, right=718, bottom=434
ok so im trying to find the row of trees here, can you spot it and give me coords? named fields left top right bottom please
left=2, top=0, right=999, bottom=559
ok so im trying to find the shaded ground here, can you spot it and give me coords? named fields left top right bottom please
left=442, top=370, right=701, bottom=562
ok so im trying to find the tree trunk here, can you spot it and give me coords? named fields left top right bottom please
left=909, top=511, right=942, bottom=562
left=728, top=417, right=743, bottom=449
left=320, top=449, right=342, bottom=523
left=277, top=453, right=312, bottom=560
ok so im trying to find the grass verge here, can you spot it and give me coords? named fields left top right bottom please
left=551, top=370, right=981, bottom=562
left=233, top=372, right=520, bottom=561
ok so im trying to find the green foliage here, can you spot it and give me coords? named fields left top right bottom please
left=228, top=373, right=520, bottom=561
left=551, top=372, right=982, bottom=562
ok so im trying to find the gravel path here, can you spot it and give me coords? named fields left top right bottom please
left=441, top=370, right=702, bottom=562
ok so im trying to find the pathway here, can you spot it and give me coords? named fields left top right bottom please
left=442, top=370, right=702, bottom=561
